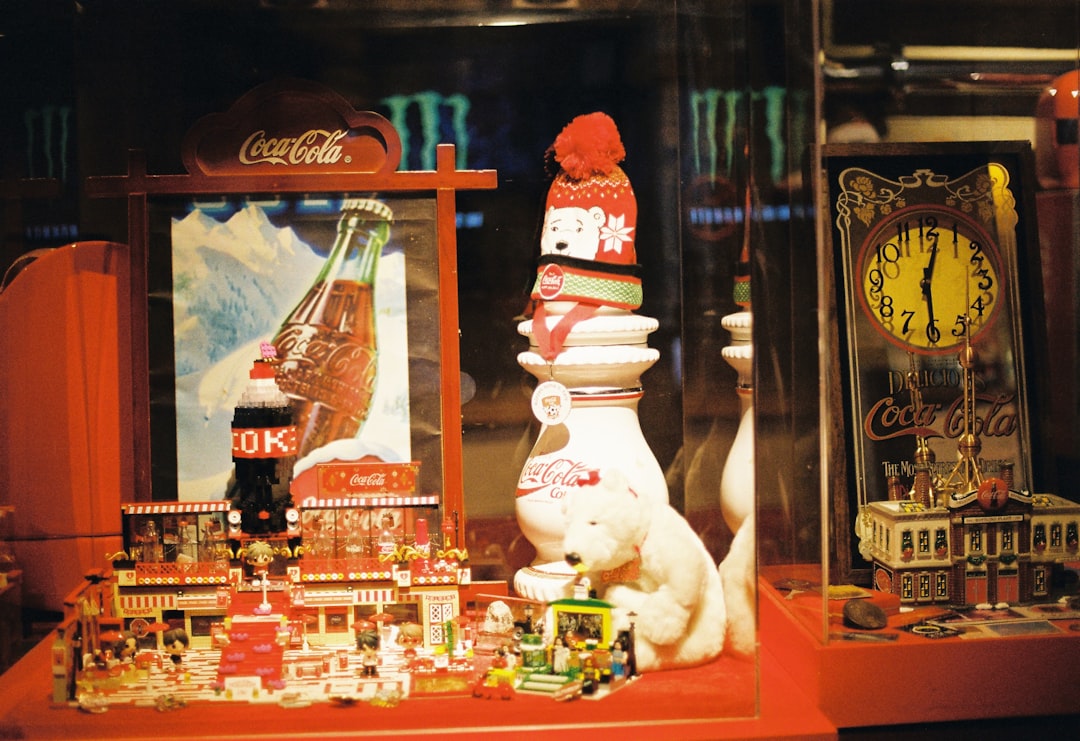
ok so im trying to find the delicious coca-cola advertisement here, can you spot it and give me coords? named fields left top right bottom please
left=167, top=193, right=441, bottom=502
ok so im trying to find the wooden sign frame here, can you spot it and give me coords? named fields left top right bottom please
left=86, top=78, right=498, bottom=541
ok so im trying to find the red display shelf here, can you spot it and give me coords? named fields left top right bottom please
left=0, top=627, right=834, bottom=739
left=759, top=568, right=1080, bottom=728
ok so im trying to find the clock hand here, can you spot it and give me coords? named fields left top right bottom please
left=921, top=244, right=939, bottom=341
left=920, top=242, right=938, bottom=295
left=924, top=286, right=938, bottom=341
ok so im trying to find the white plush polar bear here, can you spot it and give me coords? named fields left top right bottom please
left=562, top=468, right=738, bottom=672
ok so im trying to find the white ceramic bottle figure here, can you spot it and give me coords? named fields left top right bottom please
left=719, top=249, right=754, bottom=534
left=513, top=113, right=668, bottom=601
left=515, top=317, right=666, bottom=592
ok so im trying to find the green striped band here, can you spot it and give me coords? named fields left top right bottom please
left=531, top=262, right=642, bottom=310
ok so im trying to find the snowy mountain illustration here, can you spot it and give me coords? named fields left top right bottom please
left=170, top=203, right=410, bottom=500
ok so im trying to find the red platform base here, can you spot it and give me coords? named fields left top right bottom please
left=760, top=568, right=1080, bottom=728
left=0, top=629, right=835, bottom=739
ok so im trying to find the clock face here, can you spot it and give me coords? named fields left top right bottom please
left=858, top=207, right=1003, bottom=354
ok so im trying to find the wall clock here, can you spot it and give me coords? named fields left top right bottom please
left=824, top=142, right=1046, bottom=578
left=856, top=205, right=1002, bottom=354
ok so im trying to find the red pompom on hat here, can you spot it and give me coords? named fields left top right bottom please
left=552, top=111, right=627, bottom=179
left=545, top=112, right=637, bottom=265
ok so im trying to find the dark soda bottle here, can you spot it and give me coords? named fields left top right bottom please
left=272, top=198, right=393, bottom=458
left=228, top=343, right=298, bottom=534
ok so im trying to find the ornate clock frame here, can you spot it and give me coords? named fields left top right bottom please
left=822, top=141, right=1049, bottom=583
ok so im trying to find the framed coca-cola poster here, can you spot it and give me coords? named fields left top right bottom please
left=86, top=79, right=497, bottom=537
left=159, top=193, right=436, bottom=503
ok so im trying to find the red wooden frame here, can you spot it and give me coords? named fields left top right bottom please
left=84, top=79, right=497, bottom=543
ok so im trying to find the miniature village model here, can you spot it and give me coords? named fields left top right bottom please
left=50, top=347, right=637, bottom=712
left=856, top=318, right=1080, bottom=608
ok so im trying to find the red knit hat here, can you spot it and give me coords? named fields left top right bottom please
left=544, top=112, right=637, bottom=265
left=529, top=114, right=642, bottom=360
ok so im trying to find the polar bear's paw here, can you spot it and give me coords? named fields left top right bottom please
left=633, top=598, right=690, bottom=646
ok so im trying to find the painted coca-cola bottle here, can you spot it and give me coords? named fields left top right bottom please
left=272, top=198, right=393, bottom=458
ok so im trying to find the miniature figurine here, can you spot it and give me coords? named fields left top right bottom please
left=610, top=639, right=626, bottom=681
left=161, top=628, right=189, bottom=670
left=396, top=622, right=424, bottom=665
left=113, top=631, right=138, bottom=664
left=245, top=540, right=275, bottom=581
left=552, top=634, right=571, bottom=674
left=580, top=654, right=599, bottom=695
left=490, top=645, right=511, bottom=670
left=245, top=540, right=275, bottom=611
left=357, top=629, right=380, bottom=677
left=572, top=576, right=592, bottom=601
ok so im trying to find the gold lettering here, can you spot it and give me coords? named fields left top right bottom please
left=239, top=128, right=348, bottom=166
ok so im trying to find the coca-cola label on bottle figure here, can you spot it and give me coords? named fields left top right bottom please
left=516, top=457, right=592, bottom=500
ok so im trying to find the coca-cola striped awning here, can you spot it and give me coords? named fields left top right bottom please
left=119, top=593, right=177, bottom=610
left=121, top=501, right=233, bottom=515
left=354, top=588, right=395, bottom=604
left=299, top=495, right=438, bottom=509
left=301, top=588, right=394, bottom=605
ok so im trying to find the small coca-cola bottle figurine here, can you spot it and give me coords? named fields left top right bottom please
left=227, top=342, right=297, bottom=534
left=272, top=198, right=393, bottom=458
left=376, top=513, right=397, bottom=558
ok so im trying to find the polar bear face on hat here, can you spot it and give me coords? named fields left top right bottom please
left=540, top=205, right=606, bottom=261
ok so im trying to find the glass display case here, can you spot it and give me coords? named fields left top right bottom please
left=0, top=0, right=823, bottom=735
left=754, top=0, right=1080, bottom=727
left=1, top=0, right=1078, bottom=735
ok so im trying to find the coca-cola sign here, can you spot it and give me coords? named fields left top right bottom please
left=181, top=79, right=401, bottom=177
left=239, top=129, right=348, bottom=167
left=316, top=460, right=419, bottom=497
left=536, top=263, right=566, bottom=300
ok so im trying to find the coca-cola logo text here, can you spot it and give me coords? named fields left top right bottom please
left=275, top=325, right=377, bottom=389
left=516, top=457, right=591, bottom=499
left=350, top=472, right=387, bottom=488
left=239, top=129, right=348, bottom=166
left=863, top=392, right=1018, bottom=442
left=537, top=264, right=565, bottom=300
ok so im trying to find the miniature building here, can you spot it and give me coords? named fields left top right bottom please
left=111, top=464, right=470, bottom=652
left=864, top=489, right=1080, bottom=606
